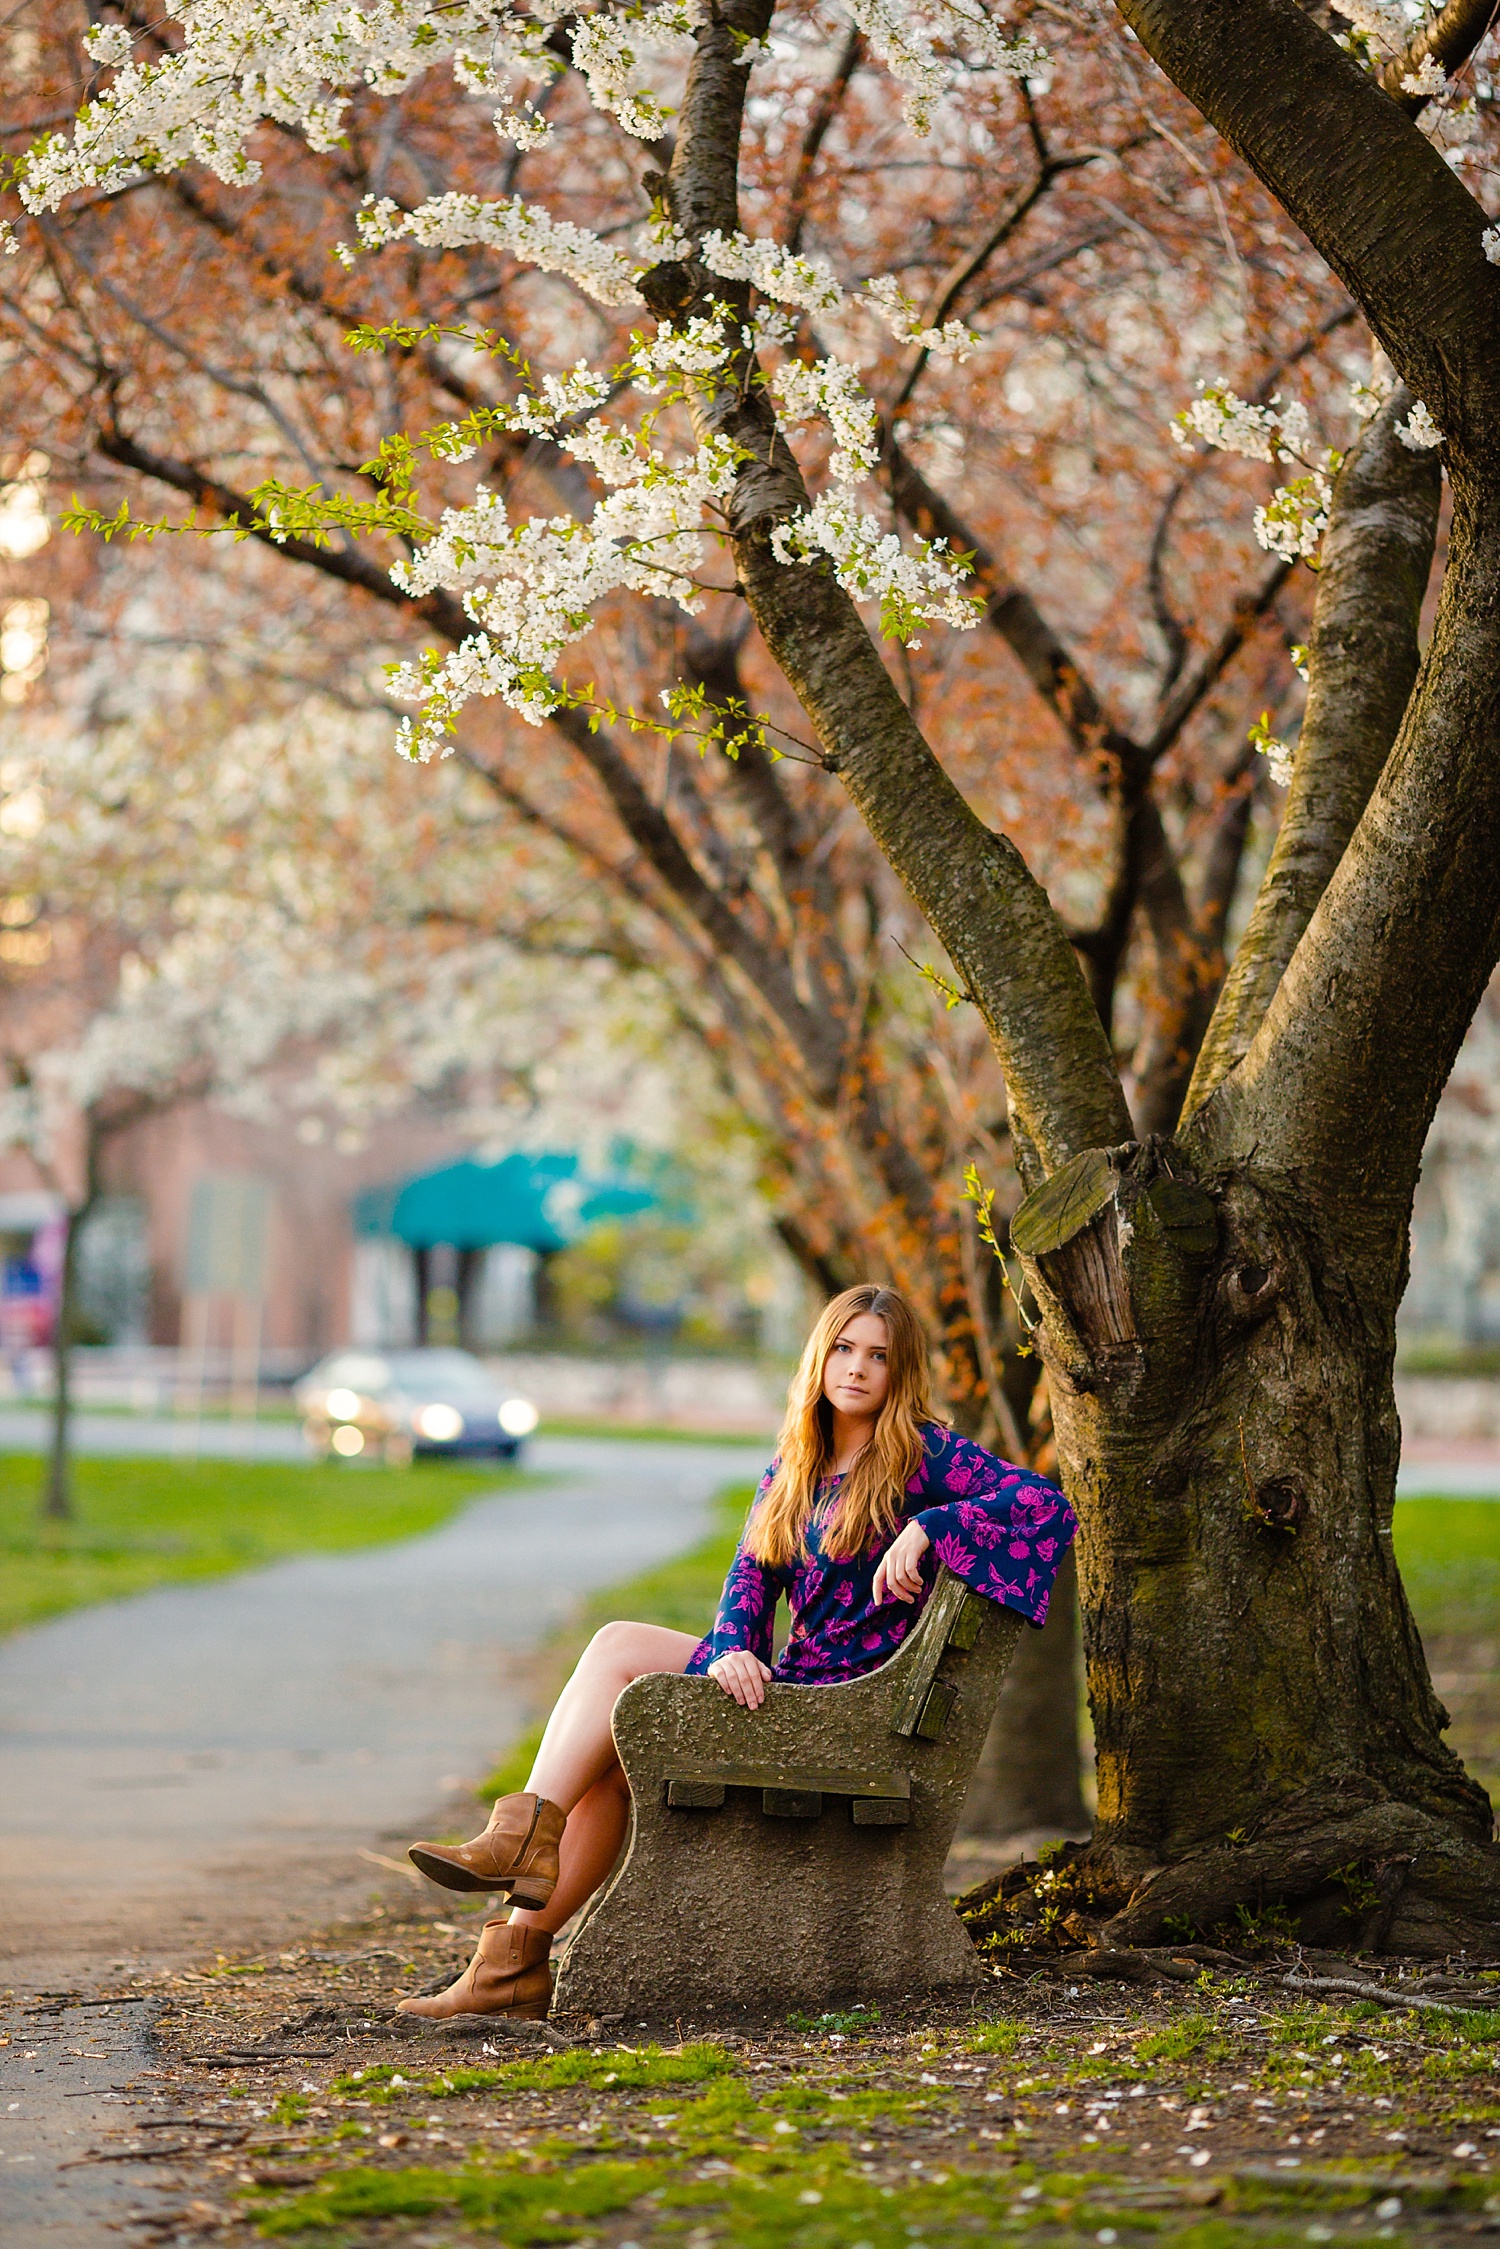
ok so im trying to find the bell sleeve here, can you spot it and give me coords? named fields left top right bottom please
left=683, top=1468, right=783, bottom=1674
left=910, top=1428, right=1077, bottom=1628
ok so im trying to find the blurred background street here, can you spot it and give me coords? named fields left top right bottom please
left=0, top=1433, right=765, bottom=1989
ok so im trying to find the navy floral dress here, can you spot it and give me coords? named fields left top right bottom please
left=684, top=1424, right=1076, bottom=1685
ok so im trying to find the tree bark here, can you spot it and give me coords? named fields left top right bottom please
left=1012, top=1138, right=1500, bottom=1950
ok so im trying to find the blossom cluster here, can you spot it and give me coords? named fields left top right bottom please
left=771, top=491, right=978, bottom=640
left=1396, top=398, right=1444, bottom=450
left=701, top=230, right=978, bottom=358
left=20, top=1, right=1015, bottom=754
left=1329, top=0, right=1412, bottom=44
left=845, top=0, right=1045, bottom=133
left=1401, top=55, right=1448, bottom=97
left=345, top=192, right=643, bottom=307
left=386, top=429, right=743, bottom=752
left=1172, top=383, right=1338, bottom=563
left=26, top=2, right=551, bottom=203
left=1249, top=708, right=1296, bottom=791
left=569, top=1, right=706, bottom=140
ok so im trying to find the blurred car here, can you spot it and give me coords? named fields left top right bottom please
left=295, top=1347, right=540, bottom=1465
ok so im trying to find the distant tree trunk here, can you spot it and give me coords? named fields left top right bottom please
left=413, top=1245, right=432, bottom=1344
left=42, top=1143, right=99, bottom=1523
left=961, top=1551, right=1088, bottom=1840
left=457, top=1245, right=484, bottom=1351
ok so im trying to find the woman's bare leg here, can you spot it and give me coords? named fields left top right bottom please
left=523, top=1620, right=701, bottom=1810
left=509, top=1620, right=701, bottom=1936
left=510, top=1767, right=630, bottom=1935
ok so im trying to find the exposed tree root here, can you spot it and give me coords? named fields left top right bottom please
left=954, top=1808, right=1500, bottom=1962
left=1095, top=1802, right=1500, bottom=1957
left=1282, top=1973, right=1492, bottom=2017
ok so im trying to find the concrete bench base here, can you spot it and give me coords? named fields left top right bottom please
left=552, top=1570, right=1025, bottom=2020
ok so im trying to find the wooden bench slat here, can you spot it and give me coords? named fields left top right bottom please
left=664, top=1760, right=911, bottom=1799
left=890, top=1574, right=983, bottom=1736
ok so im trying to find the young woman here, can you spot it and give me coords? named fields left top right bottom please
left=397, top=1283, right=1076, bottom=2020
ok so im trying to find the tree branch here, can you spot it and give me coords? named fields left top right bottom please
left=93, top=427, right=477, bottom=643
left=884, top=434, right=1138, bottom=767
left=1143, top=555, right=1293, bottom=761
left=650, top=0, right=1132, bottom=1179
left=887, top=142, right=1102, bottom=419
left=1183, top=384, right=1441, bottom=1119
left=679, top=623, right=859, bottom=1021
left=784, top=25, right=864, bottom=255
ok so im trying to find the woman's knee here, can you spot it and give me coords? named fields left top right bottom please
left=581, top=1619, right=647, bottom=1672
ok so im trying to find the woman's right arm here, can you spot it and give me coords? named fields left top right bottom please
left=698, top=1481, right=780, bottom=1708
left=702, top=1548, right=778, bottom=1707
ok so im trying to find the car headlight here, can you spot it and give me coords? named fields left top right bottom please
left=330, top=1424, right=365, bottom=1457
left=498, top=1397, right=539, bottom=1437
left=325, top=1387, right=362, bottom=1422
left=414, top=1402, right=464, bottom=1442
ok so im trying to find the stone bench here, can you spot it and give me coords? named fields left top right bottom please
left=552, top=1568, right=1025, bottom=2020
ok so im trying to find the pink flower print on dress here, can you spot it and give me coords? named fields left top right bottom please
left=1008, top=1539, right=1031, bottom=1559
left=933, top=1531, right=974, bottom=1574
left=1008, top=1487, right=1057, bottom=1528
left=1035, top=1537, right=1057, bottom=1562
left=729, top=1568, right=766, bottom=1617
left=955, top=1501, right=1009, bottom=1548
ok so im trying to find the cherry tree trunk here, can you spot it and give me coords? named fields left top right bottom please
left=960, top=1551, right=1088, bottom=1842
left=1015, top=1140, right=1498, bottom=1954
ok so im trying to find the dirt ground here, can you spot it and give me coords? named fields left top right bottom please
left=15, top=1881, right=1500, bottom=2249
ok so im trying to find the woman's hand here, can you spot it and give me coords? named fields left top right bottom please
left=708, top=1649, right=774, bottom=1709
left=873, top=1519, right=931, bottom=1605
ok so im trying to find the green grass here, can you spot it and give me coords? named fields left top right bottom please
left=0, top=1453, right=527, bottom=1637
left=1392, top=1495, right=1500, bottom=1632
left=1393, top=1495, right=1500, bottom=1800
left=481, top=1481, right=754, bottom=1796
left=335, top=2044, right=738, bottom=2102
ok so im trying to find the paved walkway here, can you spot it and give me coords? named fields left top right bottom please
left=0, top=1435, right=763, bottom=2243
left=0, top=1407, right=308, bottom=1460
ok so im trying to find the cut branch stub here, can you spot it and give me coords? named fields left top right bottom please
left=1011, top=1144, right=1219, bottom=1379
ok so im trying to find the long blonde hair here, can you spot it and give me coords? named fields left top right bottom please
left=745, top=1284, right=940, bottom=1567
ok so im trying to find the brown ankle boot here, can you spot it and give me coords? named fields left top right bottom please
left=407, top=1791, right=565, bottom=1905
left=396, top=1918, right=552, bottom=2021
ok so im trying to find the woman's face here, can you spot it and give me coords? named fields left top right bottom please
left=822, top=1311, right=891, bottom=1423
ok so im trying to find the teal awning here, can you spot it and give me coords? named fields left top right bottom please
left=353, top=1152, right=655, bottom=1253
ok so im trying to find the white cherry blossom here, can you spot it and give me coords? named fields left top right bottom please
left=19, top=1, right=1031, bottom=754
left=1396, top=399, right=1444, bottom=450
